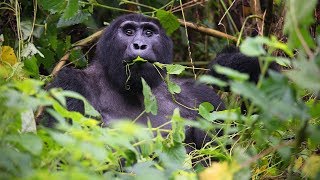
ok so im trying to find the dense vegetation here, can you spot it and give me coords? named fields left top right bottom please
left=0, top=0, right=319, bottom=179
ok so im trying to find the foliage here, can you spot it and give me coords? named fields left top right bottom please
left=0, top=0, right=319, bottom=179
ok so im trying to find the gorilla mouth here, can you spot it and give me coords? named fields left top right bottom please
left=123, top=56, right=156, bottom=66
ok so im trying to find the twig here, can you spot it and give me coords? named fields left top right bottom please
left=177, top=19, right=237, bottom=42
left=240, top=140, right=294, bottom=168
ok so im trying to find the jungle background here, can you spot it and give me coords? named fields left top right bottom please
left=0, top=0, right=320, bottom=179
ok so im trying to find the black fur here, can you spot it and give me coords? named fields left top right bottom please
left=209, top=46, right=280, bottom=90
left=45, top=14, right=225, bottom=150
left=209, top=46, right=280, bottom=114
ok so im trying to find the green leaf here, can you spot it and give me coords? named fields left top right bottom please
left=54, top=90, right=101, bottom=117
left=127, top=162, right=166, bottom=180
left=5, top=134, right=43, bottom=156
left=171, top=108, right=185, bottom=143
left=36, top=49, right=56, bottom=71
left=231, top=81, right=268, bottom=109
left=14, top=79, right=43, bottom=95
left=70, top=49, right=88, bottom=68
left=24, top=56, right=39, bottom=78
left=198, top=75, right=228, bottom=87
left=62, top=0, right=79, bottom=19
left=166, top=75, right=181, bottom=94
left=274, top=57, right=291, bottom=67
left=142, top=78, right=158, bottom=115
left=133, top=56, right=148, bottom=63
left=284, top=0, right=317, bottom=49
left=240, top=37, right=268, bottom=56
left=38, top=0, right=65, bottom=14
left=198, top=102, right=215, bottom=121
left=57, top=11, right=91, bottom=28
left=0, top=147, right=32, bottom=177
left=214, top=65, right=249, bottom=81
left=285, top=60, right=320, bottom=92
left=165, top=64, right=186, bottom=75
left=156, top=10, right=180, bottom=35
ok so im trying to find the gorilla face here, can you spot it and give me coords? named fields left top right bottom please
left=95, top=14, right=173, bottom=93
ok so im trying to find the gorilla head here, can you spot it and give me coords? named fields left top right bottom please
left=95, top=14, right=173, bottom=93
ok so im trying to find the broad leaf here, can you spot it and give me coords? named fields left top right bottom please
left=156, top=10, right=180, bottom=35
left=62, top=0, right=79, bottom=19
left=165, top=64, right=186, bottom=75
left=142, top=78, right=158, bottom=115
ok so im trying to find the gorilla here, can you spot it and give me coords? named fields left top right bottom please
left=209, top=46, right=280, bottom=114
left=45, top=14, right=226, bottom=150
left=209, top=46, right=280, bottom=89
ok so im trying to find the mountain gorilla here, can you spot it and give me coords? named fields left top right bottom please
left=208, top=46, right=280, bottom=114
left=45, top=14, right=226, bottom=151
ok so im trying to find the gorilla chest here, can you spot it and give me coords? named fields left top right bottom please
left=91, top=85, right=194, bottom=127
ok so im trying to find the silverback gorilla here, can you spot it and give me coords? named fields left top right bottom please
left=44, top=14, right=226, bottom=150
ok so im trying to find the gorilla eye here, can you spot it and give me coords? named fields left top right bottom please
left=125, top=29, right=135, bottom=36
left=145, top=29, right=154, bottom=37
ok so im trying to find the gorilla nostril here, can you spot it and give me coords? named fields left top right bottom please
left=133, top=43, right=140, bottom=50
left=141, top=45, right=147, bottom=50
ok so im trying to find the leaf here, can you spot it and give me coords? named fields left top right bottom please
left=20, top=21, right=33, bottom=40
left=133, top=56, right=147, bottom=63
left=285, top=60, right=320, bottom=92
left=214, top=65, right=249, bottom=81
left=21, top=110, right=37, bottom=133
left=166, top=75, right=181, bottom=94
left=230, top=81, right=268, bottom=109
left=21, top=43, right=44, bottom=58
left=14, top=79, right=44, bottom=95
left=156, top=10, right=180, bottom=35
left=0, top=147, right=32, bottom=177
left=240, top=36, right=293, bottom=57
left=142, top=78, right=158, bottom=115
left=62, top=0, right=79, bottom=19
left=38, top=0, right=66, bottom=14
left=284, top=0, right=317, bottom=49
left=55, top=90, right=101, bottom=118
left=24, top=56, right=39, bottom=78
left=126, top=161, right=166, bottom=180
left=5, top=134, right=43, bottom=156
left=240, top=37, right=268, bottom=56
left=198, top=75, right=228, bottom=87
left=274, top=57, right=291, bottom=67
left=57, top=11, right=91, bottom=28
left=38, top=0, right=65, bottom=14
left=153, top=62, right=165, bottom=69
left=165, top=64, right=186, bottom=75
left=1, top=46, right=18, bottom=65
left=198, top=102, right=215, bottom=121
left=70, top=49, right=87, bottom=68
left=171, top=108, right=185, bottom=143
left=36, top=48, right=56, bottom=71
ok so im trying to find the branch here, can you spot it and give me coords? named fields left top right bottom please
left=51, top=29, right=104, bottom=76
left=177, top=19, right=237, bottom=42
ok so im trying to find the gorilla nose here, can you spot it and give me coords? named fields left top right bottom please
left=132, top=42, right=147, bottom=50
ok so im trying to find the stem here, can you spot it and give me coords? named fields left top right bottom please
left=218, top=0, right=239, bottom=34
left=132, top=110, right=146, bottom=124
left=121, top=0, right=157, bottom=11
left=79, top=1, right=136, bottom=14
left=236, top=15, right=263, bottom=47
left=179, top=0, right=196, bottom=80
